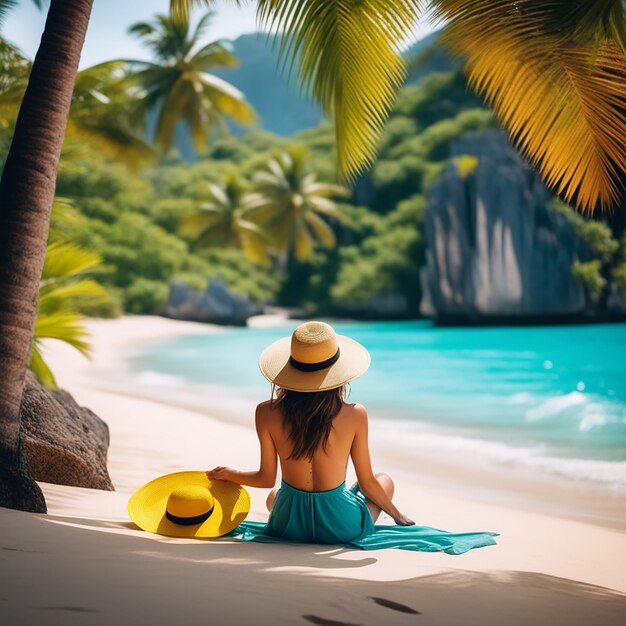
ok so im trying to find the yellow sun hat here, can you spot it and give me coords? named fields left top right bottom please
left=127, top=471, right=250, bottom=538
left=259, top=320, right=371, bottom=392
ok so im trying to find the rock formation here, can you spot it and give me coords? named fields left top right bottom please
left=421, top=130, right=590, bottom=323
left=20, top=372, right=114, bottom=491
left=163, top=277, right=264, bottom=326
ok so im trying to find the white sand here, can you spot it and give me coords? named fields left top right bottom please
left=1, top=315, right=625, bottom=625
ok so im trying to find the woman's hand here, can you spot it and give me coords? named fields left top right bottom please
left=206, top=466, right=236, bottom=482
left=393, top=513, right=415, bottom=526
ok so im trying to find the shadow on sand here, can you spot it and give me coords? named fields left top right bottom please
left=2, top=509, right=625, bottom=626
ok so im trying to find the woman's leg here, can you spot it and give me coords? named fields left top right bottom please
left=350, top=472, right=395, bottom=523
left=266, top=485, right=280, bottom=512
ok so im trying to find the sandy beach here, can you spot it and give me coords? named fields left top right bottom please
left=2, top=315, right=625, bottom=625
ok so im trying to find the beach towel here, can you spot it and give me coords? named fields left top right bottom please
left=225, top=479, right=500, bottom=554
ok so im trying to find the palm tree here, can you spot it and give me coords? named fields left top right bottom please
left=244, top=147, right=349, bottom=262
left=0, top=0, right=94, bottom=513
left=124, top=9, right=257, bottom=155
left=172, top=0, right=626, bottom=213
left=183, top=171, right=272, bottom=264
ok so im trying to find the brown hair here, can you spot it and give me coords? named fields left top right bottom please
left=272, top=385, right=347, bottom=461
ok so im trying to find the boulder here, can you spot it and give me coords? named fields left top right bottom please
left=20, top=372, right=114, bottom=491
left=163, top=277, right=264, bottom=326
left=421, top=130, right=589, bottom=323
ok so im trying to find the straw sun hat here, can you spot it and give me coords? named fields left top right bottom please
left=127, top=471, right=250, bottom=538
left=259, top=321, right=371, bottom=392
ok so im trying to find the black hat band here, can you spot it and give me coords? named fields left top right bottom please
left=166, top=505, right=214, bottom=526
left=289, top=347, right=340, bottom=372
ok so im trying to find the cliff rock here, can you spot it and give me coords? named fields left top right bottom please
left=421, top=130, right=588, bottom=323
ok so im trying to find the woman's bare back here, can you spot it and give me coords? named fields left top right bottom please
left=208, top=397, right=413, bottom=524
left=259, top=398, right=358, bottom=491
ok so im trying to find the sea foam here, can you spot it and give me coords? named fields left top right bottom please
left=372, top=418, right=626, bottom=495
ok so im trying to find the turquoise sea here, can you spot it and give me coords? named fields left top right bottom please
left=126, top=321, right=626, bottom=492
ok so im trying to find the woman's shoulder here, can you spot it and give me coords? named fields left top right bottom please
left=255, top=399, right=280, bottom=419
left=340, top=401, right=368, bottom=418
left=343, top=400, right=367, bottom=413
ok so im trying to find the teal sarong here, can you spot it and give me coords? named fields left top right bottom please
left=225, top=479, right=500, bottom=555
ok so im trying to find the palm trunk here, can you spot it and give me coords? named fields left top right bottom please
left=0, top=0, right=94, bottom=512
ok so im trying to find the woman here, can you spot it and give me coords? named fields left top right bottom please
left=209, top=321, right=499, bottom=553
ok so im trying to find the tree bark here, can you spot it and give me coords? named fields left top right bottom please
left=0, top=0, right=94, bottom=513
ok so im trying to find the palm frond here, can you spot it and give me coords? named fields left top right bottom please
left=130, top=13, right=190, bottom=62
left=256, top=0, right=423, bottom=181
left=153, top=74, right=190, bottom=151
left=432, top=0, right=626, bottom=211
left=536, top=1, right=626, bottom=54
left=67, top=61, right=157, bottom=169
left=31, top=235, right=102, bottom=388
left=33, top=310, right=91, bottom=356
left=65, top=120, right=156, bottom=170
left=196, top=222, right=236, bottom=248
left=182, top=210, right=223, bottom=236
left=241, top=234, right=272, bottom=265
left=42, top=241, right=102, bottom=282
left=304, top=211, right=336, bottom=247
left=193, top=41, right=241, bottom=69
left=0, top=0, right=17, bottom=27
left=0, top=39, right=31, bottom=99
left=197, top=73, right=258, bottom=124
left=207, top=181, right=231, bottom=204
left=237, top=217, right=271, bottom=239
left=188, top=10, right=216, bottom=52
left=304, top=181, right=350, bottom=198
left=242, top=190, right=286, bottom=217
left=39, top=279, right=108, bottom=315
left=293, top=220, right=314, bottom=261
left=29, top=342, right=57, bottom=389
left=307, top=195, right=342, bottom=217
left=49, top=197, right=81, bottom=242
left=171, top=0, right=218, bottom=22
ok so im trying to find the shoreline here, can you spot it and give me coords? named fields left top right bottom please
left=3, top=314, right=625, bottom=625
left=85, top=315, right=626, bottom=532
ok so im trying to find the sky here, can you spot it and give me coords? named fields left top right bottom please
left=3, top=0, right=440, bottom=69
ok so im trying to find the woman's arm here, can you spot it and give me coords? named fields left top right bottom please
left=206, top=403, right=278, bottom=489
left=350, top=404, right=413, bottom=525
